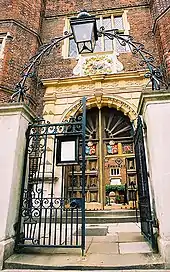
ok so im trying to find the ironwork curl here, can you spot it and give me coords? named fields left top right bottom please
left=32, top=239, right=39, bottom=245
left=32, top=209, right=40, bottom=217
left=53, top=198, right=62, bottom=209
left=33, top=198, right=41, bottom=207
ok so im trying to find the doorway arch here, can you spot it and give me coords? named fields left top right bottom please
left=62, top=94, right=137, bottom=123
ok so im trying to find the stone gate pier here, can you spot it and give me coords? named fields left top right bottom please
left=138, top=91, right=170, bottom=267
left=0, top=104, right=35, bottom=270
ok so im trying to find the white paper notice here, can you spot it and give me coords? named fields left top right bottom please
left=61, top=141, right=76, bottom=161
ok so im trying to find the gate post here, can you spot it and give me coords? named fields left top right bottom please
left=0, top=103, right=35, bottom=270
left=138, top=91, right=170, bottom=267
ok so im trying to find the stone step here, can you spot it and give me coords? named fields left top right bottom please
left=85, top=215, right=138, bottom=224
left=66, top=209, right=139, bottom=217
left=38, top=215, right=138, bottom=224
left=39, top=210, right=139, bottom=224
left=4, top=252, right=164, bottom=271
left=89, top=211, right=139, bottom=217
left=3, top=269, right=167, bottom=272
left=3, top=270, right=168, bottom=272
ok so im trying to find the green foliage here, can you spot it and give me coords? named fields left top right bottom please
left=115, top=195, right=121, bottom=202
left=105, top=184, right=125, bottom=195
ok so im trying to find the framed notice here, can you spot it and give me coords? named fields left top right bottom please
left=56, top=136, right=79, bottom=165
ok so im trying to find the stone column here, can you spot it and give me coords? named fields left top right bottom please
left=0, top=103, right=35, bottom=270
left=138, top=91, right=170, bottom=267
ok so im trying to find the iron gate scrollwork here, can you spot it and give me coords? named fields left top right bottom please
left=134, top=116, right=157, bottom=250
left=16, top=97, right=86, bottom=255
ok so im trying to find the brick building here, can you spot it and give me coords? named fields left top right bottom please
left=0, top=0, right=169, bottom=210
left=0, top=1, right=169, bottom=106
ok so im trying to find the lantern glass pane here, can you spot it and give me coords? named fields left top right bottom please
left=77, top=42, right=84, bottom=53
left=78, top=41, right=92, bottom=53
left=85, top=41, right=92, bottom=51
left=73, top=22, right=93, bottom=42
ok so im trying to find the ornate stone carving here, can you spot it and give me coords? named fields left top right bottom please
left=73, top=52, right=124, bottom=76
left=94, top=92, right=103, bottom=109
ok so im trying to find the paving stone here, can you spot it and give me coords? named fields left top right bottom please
left=87, top=242, right=119, bottom=254
left=4, top=252, right=164, bottom=270
left=85, top=225, right=108, bottom=236
left=118, top=232, right=145, bottom=243
left=92, top=234, right=118, bottom=243
left=22, top=246, right=82, bottom=255
left=5, top=253, right=81, bottom=266
left=107, top=223, right=141, bottom=235
left=116, top=223, right=141, bottom=233
left=119, top=242, right=152, bottom=254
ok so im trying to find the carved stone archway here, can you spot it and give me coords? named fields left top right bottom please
left=62, top=93, right=137, bottom=122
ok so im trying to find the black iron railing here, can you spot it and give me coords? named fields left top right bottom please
left=134, top=116, right=158, bottom=250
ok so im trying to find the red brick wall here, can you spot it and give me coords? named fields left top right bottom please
left=0, top=24, right=39, bottom=89
left=45, top=0, right=148, bottom=16
left=150, top=0, right=169, bottom=19
left=0, top=0, right=45, bottom=113
left=0, top=0, right=44, bottom=32
left=150, top=0, right=170, bottom=84
left=155, top=11, right=170, bottom=83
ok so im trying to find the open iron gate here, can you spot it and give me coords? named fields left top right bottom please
left=134, top=116, right=157, bottom=250
left=15, top=98, right=86, bottom=255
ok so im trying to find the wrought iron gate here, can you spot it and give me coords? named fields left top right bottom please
left=15, top=98, right=86, bottom=255
left=134, top=116, right=157, bottom=250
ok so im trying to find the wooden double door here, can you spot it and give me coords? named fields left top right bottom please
left=65, top=107, right=136, bottom=209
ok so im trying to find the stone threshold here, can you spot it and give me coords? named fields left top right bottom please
left=4, top=261, right=165, bottom=271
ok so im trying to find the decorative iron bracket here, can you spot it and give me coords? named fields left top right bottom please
left=10, top=28, right=168, bottom=103
left=99, top=27, right=168, bottom=91
left=10, top=32, right=72, bottom=103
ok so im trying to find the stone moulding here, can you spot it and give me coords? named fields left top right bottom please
left=0, top=102, right=36, bottom=121
left=42, top=70, right=147, bottom=87
left=137, top=91, right=170, bottom=115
